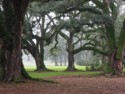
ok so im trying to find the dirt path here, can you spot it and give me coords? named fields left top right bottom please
left=0, top=76, right=125, bottom=94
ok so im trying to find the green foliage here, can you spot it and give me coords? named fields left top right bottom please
left=103, top=64, right=115, bottom=74
left=93, top=64, right=107, bottom=71
left=101, top=63, right=119, bottom=74
left=86, top=63, right=107, bottom=71
left=117, top=46, right=123, bottom=59
left=86, top=66, right=91, bottom=71
left=105, top=22, right=116, bottom=52
left=117, top=24, right=125, bottom=59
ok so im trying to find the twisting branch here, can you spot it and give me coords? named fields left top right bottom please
left=50, top=33, right=59, bottom=55
left=73, top=46, right=108, bottom=56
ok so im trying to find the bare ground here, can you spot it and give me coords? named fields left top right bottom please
left=1, top=76, right=125, bottom=94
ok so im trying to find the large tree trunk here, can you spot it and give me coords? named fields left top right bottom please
left=0, top=61, right=5, bottom=81
left=105, top=24, right=124, bottom=75
left=101, top=0, right=124, bottom=75
left=35, top=15, right=47, bottom=71
left=66, top=32, right=76, bottom=71
left=110, top=49, right=123, bottom=75
left=103, top=7, right=117, bottom=74
left=2, top=0, right=29, bottom=82
left=39, top=39, right=46, bottom=70
left=67, top=52, right=75, bottom=71
left=105, top=19, right=125, bottom=75
left=0, top=41, right=5, bottom=81
left=3, top=22, right=23, bottom=82
left=23, top=40, right=47, bottom=71
left=34, top=52, right=46, bottom=71
left=0, top=10, right=5, bottom=80
left=113, top=19, right=125, bottom=75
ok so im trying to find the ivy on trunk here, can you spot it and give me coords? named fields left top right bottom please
left=2, top=0, right=30, bottom=82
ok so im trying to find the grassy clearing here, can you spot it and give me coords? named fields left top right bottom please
left=28, top=71, right=101, bottom=79
left=25, top=66, right=36, bottom=71
left=25, top=65, right=101, bottom=79
left=25, top=65, right=86, bottom=71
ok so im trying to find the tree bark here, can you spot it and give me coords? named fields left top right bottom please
left=2, top=0, right=30, bottom=82
left=35, top=15, right=47, bottom=71
left=23, top=42, right=47, bottom=71
left=0, top=41, right=5, bottom=81
left=66, top=32, right=76, bottom=71
left=67, top=52, right=75, bottom=71
left=34, top=52, right=46, bottom=71
left=112, top=19, right=125, bottom=75
left=101, top=0, right=121, bottom=75
left=105, top=19, right=125, bottom=75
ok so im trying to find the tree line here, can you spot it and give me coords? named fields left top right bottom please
left=0, top=0, right=125, bottom=82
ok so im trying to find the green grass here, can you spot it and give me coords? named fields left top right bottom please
left=25, top=65, right=101, bottom=79
left=24, top=66, right=36, bottom=71
left=28, top=71, right=101, bottom=79
left=25, top=65, right=86, bottom=71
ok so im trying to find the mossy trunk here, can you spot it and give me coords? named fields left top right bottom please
left=35, top=15, right=47, bottom=71
left=66, top=33, right=76, bottom=71
left=105, top=19, right=125, bottom=75
left=101, top=0, right=124, bottom=75
left=113, top=19, right=125, bottom=75
left=35, top=39, right=46, bottom=71
left=0, top=62, right=5, bottom=81
left=0, top=46, right=5, bottom=81
left=3, top=20, right=23, bottom=82
left=2, top=0, right=30, bottom=82
left=103, top=4, right=117, bottom=73
left=67, top=52, right=75, bottom=71
left=105, top=22, right=117, bottom=73
left=117, top=20, right=125, bottom=59
left=34, top=53, right=46, bottom=71
left=21, top=59, right=31, bottom=79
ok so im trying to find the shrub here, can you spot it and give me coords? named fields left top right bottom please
left=86, top=63, right=107, bottom=71
left=76, top=60, right=91, bottom=66
left=86, top=66, right=91, bottom=71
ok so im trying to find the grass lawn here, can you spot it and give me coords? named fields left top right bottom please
left=25, top=65, right=101, bottom=79
left=25, top=65, right=87, bottom=71
left=28, top=71, right=101, bottom=79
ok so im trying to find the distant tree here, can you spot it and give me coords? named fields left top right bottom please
left=49, top=36, right=67, bottom=66
left=23, top=2, right=65, bottom=70
left=23, top=14, right=48, bottom=71
left=92, top=0, right=125, bottom=75
left=53, top=0, right=125, bottom=75
left=50, top=10, right=107, bottom=71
